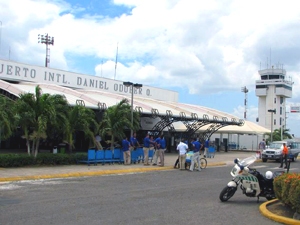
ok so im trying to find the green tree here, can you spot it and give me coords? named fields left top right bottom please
left=15, top=86, right=69, bottom=157
left=63, top=105, right=98, bottom=153
left=0, top=95, right=17, bottom=141
left=99, top=98, right=140, bottom=151
left=45, top=95, right=70, bottom=146
left=266, top=127, right=293, bottom=143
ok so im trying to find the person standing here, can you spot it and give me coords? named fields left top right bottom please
left=258, top=139, right=266, bottom=159
left=158, top=135, right=166, bottom=167
left=152, top=135, right=161, bottom=166
left=204, top=139, right=210, bottom=158
left=259, top=139, right=266, bottom=150
left=279, top=143, right=289, bottom=169
left=174, top=139, right=189, bottom=168
left=143, top=133, right=154, bottom=166
left=130, top=132, right=140, bottom=151
left=122, top=137, right=131, bottom=165
left=190, top=138, right=202, bottom=172
left=177, top=140, right=188, bottom=170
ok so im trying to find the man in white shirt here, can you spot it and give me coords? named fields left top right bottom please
left=177, top=141, right=188, bottom=170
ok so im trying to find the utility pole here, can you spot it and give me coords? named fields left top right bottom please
left=241, top=86, right=248, bottom=119
left=38, top=33, right=54, bottom=67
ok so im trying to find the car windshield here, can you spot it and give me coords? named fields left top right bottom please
left=269, top=143, right=283, bottom=149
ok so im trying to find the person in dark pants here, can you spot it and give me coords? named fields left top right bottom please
left=279, top=143, right=288, bottom=169
left=174, top=156, right=179, bottom=168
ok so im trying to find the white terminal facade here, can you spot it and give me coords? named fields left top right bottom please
left=0, top=59, right=272, bottom=151
left=255, top=67, right=293, bottom=131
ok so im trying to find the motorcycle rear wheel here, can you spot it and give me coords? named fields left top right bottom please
left=219, top=186, right=237, bottom=202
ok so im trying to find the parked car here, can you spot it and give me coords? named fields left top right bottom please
left=261, top=139, right=300, bottom=162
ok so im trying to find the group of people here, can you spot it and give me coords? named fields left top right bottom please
left=143, top=133, right=167, bottom=166
left=96, top=132, right=212, bottom=170
left=121, top=132, right=140, bottom=165
left=175, top=138, right=209, bottom=172
left=121, top=132, right=167, bottom=166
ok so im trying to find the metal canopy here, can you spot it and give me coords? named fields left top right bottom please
left=0, top=80, right=245, bottom=139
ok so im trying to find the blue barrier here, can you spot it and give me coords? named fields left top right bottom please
left=77, top=149, right=97, bottom=166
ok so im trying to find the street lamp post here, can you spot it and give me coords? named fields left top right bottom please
left=123, top=82, right=143, bottom=137
left=268, top=109, right=276, bottom=142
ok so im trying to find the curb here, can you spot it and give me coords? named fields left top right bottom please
left=0, top=162, right=226, bottom=182
left=259, top=199, right=300, bottom=225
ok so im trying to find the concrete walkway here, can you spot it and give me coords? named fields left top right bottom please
left=0, top=150, right=254, bottom=182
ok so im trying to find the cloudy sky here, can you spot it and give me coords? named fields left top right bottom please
left=1, top=0, right=300, bottom=137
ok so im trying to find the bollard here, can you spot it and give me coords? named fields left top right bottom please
left=287, top=158, right=291, bottom=173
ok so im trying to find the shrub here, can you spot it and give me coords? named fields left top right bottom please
left=0, top=152, right=87, bottom=167
left=274, top=173, right=286, bottom=199
left=288, top=175, right=300, bottom=213
left=282, top=173, right=300, bottom=206
left=0, top=154, right=35, bottom=167
left=36, top=153, right=56, bottom=165
left=73, top=153, right=87, bottom=162
left=274, top=172, right=300, bottom=214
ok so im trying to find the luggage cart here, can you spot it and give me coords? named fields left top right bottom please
left=207, top=147, right=216, bottom=158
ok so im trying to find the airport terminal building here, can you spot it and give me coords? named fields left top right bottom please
left=0, top=59, right=269, bottom=151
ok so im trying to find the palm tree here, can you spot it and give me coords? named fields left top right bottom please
left=15, top=86, right=69, bottom=157
left=15, top=92, right=36, bottom=155
left=99, top=98, right=140, bottom=151
left=45, top=95, right=70, bottom=147
left=266, top=127, right=293, bottom=143
left=0, top=95, right=16, bottom=141
left=274, top=128, right=293, bottom=140
left=63, top=105, right=98, bottom=153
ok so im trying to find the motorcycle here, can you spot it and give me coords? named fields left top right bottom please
left=219, top=155, right=281, bottom=202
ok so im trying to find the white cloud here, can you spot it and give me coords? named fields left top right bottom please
left=1, top=0, right=300, bottom=136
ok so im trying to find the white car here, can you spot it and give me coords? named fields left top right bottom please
left=261, top=139, right=300, bottom=162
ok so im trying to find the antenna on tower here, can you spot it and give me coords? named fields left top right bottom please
left=241, top=86, right=249, bottom=119
left=270, top=47, right=272, bottom=68
left=260, top=62, right=261, bottom=70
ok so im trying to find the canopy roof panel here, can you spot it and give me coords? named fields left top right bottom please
left=172, top=120, right=270, bottom=134
left=0, top=80, right=270, bottom=134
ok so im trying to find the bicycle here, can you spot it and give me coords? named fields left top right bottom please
left=199, top=156, right=207, bottom=169
left=184, top=155, right=207, bottom=170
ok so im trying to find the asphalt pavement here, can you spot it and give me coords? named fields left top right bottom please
left=0, top=149, right=299, bottom=224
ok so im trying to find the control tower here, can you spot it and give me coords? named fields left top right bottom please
left=255, top=66, right=293, bottom=131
